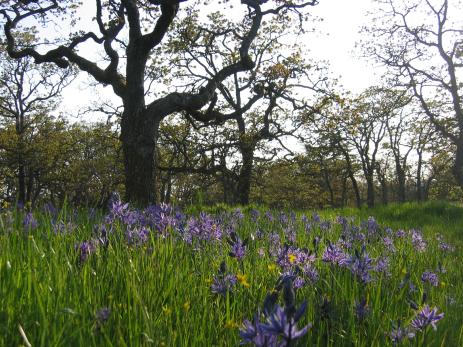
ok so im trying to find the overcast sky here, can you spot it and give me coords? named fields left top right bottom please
left=308, top=0, right=380, bottom=92
left=60, top=0, right=380, bottom=120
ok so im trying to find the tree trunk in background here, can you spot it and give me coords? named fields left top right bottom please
left=396, top=165, right=406, bottom=203
left=416, top=151, right=423, bottom=201
left=453, top=140, right=463, bottom=189
left=121, top=106, right=160, bottom=205
left=236, top=144, right=254, bottom=205
left=366, top=173, right=375, bottom=208
left=341, top=176, right=347, bottom=206
left=18, top=162, right=26, bottom=205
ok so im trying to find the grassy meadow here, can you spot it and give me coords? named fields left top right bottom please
left=0, top=200, right=462, bottom=346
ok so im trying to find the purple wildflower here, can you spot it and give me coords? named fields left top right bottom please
left=421, top=271, right=439, bottom=287
left=265, top=211, right=274, bottom=221
left=410, top=229, right=427, bottom=252
left=365, top=216, right=379, bottom=236
left=260, top=304, right=311, bottom=342
left=382, top=236, right=396, bottom=252
left=347, top=247, right=374, bottom=284
left=293, top=277, right=305, bottom=289
left=23, top=212, right=38, bottom=230
left=75, top=240, right=97, bottom=263
left=319, top=221, right=331, bottom=232
left=410, top=305, right=444, bottom=331
left=354, top=297, right=369, bottom=321
left=52, top=220, right=76, bottom=234
left=95, top=307, right=111, bottom=323
left=240, top=314, right=277, bottom=347
left=389, top=321, right=415, bottom=344
left=250, top=209, right=260, bottom=223
left=439, top=242, right=455, bottom=252
left=322, top=242, right=349, bottom=267
left=312, top=213, right=321, bottom=223
left=375, top=256, right=390, bottom=276
left=211, top=262, right=237, bottom=296
left=228, top=232, right=247, bottom=261
left=302, top=264, right=319, bottom=284
left=126, top=227, right=149, bottom=246
left=211, top=273, right=237, bottom=296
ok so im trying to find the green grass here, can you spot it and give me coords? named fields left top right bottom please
left=0, top=201, right=462, bottom=346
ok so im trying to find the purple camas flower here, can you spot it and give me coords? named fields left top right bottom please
left=52, top=220, right=76, bottom=234
left=185, top=213, right=222, bottom=244
left=293, top=277, right=305, bottom=289
left=109, top=198, right=129, bottom=221
left=228, top=232, right=247, bottom=261
left=276, top=246, right=314, bottom=271
left=230, top=240, right=246, bottom=260
left=250, top=209, right=260, bottom=223
left=95, top=307, right=111, bottom=323
left=312, top=213, right=321, bottom=223
left=303, top=264, right=319, bottom=284
left=42, top=202, right=58, bottom=217
left=365, top=216, right=379, bottom=236
left=265, top=211, right=274, bottom=221
left=319, top=221, right=331, bottom=232
left=260, top=304, right=311, bottom=343
left=389, top=321, right=415, bottom=344
left=354, top=297, right=369, bottom=321
left=338, top=237, right=352, bottom=250
left=211, top=273, right=237, bottom=296
left=421, top=271, right=439, bottom=287
left=375, top=256, right=390, bottom=276
left=75, top=240, right=97, bottom=263
left=322, top=242, right=349, bottom=267
left=439, top=241, right=455, bottom=252
left=279, top=212, right=288, bottom=225
left=410, top=305, right=444, bottom=331
left=395, top=229, right=406, bottom=238
left=23, top=212, right=38, bottom=230
left=410, top=229, right=427, bottom=252
left=382, top=236, right=396, bottom=252
left=240, top=314, right=278, bottom=347
left=126, top=227, right=149, bottom=246
left=347, top=247, right=374, bottom=284
left=268, top=232, right=281, bottom=258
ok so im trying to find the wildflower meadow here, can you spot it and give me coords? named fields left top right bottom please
left=0, top=199, right=462, bottom=346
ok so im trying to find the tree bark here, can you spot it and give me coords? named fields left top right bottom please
left=339, top=146, right=361, bottom=208
left=416, top=150, right=423, bottom=201
left=453, top=140, right=463, bottom=189
left=121, top=106, right=160, bottom=205
left=236, top=143, right=254, bottom=205
left=366, top=173, right=375, bottom=208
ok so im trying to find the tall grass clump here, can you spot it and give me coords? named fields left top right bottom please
left=0, top=198, right=462, bottom=346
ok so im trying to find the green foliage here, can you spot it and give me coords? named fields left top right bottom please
left=0, top=201, right=462, bottom=346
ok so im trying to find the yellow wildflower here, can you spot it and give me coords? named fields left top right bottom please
left=183, top=301, right=190, bottom=311
left=288, top=253, right=297, bottom=264
left=267, top=264, right=277, bottom=272
left=162, top=305, right=172, bottom=316
left=225, top=320, right=239, bottom=329
left=236, top=273, right=250, bottom=288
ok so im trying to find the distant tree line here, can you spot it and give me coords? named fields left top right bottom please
left=0, top=0, right=460, bottom=208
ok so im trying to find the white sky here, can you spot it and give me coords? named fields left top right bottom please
left=60, top=0, right=380, bottom=120
left=308, top=0, right=380, bottom=93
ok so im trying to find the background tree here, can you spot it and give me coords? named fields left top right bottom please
left=0, top=35, right=72, bottom=205
left=362, top=0, right=463, bottom=189
left=1, top=0, right=318, bottom=205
